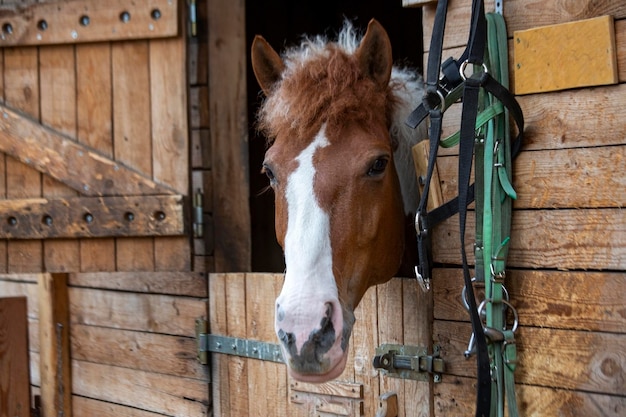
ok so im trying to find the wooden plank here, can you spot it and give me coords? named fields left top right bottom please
left=246, top=273, right=287, bottom=416
left=434, top=320, right=626, bottom=395
left=39, top=44, right=80, bottom=273
left=290, top=380, right=363, bottom=399
left=423, top=0, right=626, bottom=52
left=72, top=360, right=209, bottom=416
left=209, top=273, right=230, bottom=417
left=437, top=82, right=626, bottom=156
left=432, top=268, right=626, bottom=333
left=514, top=16, right=618, bottom=94
left=112, top=39, right=155, bottom=271
left=76, top=41, right=115, bottom=272
left=0, top=297, right=30, bottom=417
left=432, top=209, right=626, bottom=270
left=208, top=0, right=251, bottom=272
left=4, top=46, right=42, bottom=273
left=70, top=324, right=209, bottom=381
left=377, top=279, right=406, bottom=416
left=225, top=274, right=247, bottom=417
left=38, top=273, right=72, bottom=417
left=0, top=0, right=178, bottom=47
left=72, top=396, right=166, bottom=417
left=437, top=145, right=626, bottom=209
left=413, top=140, right=444, bottom=211
left=403, top=0, right=437, bottom=6
left=0, top=195, right=186, bottom=239
left=0, top=103, right=178, bottom=197
left=402, top=278, right=433, bottom=417
left=69, top=287, right=206, bottom=337
left=69, top=271, right=207, bottom=297
left=0, top=279, right=38, bottom=318
left=434, top=375, right=626, bottom=417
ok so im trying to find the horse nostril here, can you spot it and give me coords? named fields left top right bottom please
left=320, top=302, right=334, bottom=330
left=277, top=303, right=285, bottom=322
left=278, top=328, right=296, bottom=348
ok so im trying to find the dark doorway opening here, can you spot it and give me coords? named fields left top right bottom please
left=246, top=1, right=424, bottom=272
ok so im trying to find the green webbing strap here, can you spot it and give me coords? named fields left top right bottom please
left=479, top=13, right=519, bottom=417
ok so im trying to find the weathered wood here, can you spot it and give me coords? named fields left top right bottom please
left=0, top=195, right=186, bottom=239
left=432, top=209, right=626, bottom=270
left=72, top=396, right=166, bottom=417
left=208, top=0, right=251, bottom=272
left=226, top=273, right=250, bottom=417
left=69, top=271, right=207, bottom=297
left=514, top=16, right=618, bottom=94
left=209, top=273, right=229, bottom=417
left=403, top=0, right=437, bottom=6
left=402, top=278, right=433, bottom=417
left=352, top=285, right=380, bottom=417
left=437, top=144, right=626, bottom=209
left=69, top=287, right=206, bottom=337
left=377, top=279, right=406, bottom=416
left=0, top=297, right=30, bottom=417
left=0, top=0, right=178, bottom=47
left=245, top=273, right=287, bottom=416
left=38, top=273, right=72, bottom=417
left=75, top=41, right=116, bottom=272
left=0, top=103, right=178, bottom=197
left=4, top=46, right=42, bottom=273
left=70, top=324, right=208, bottom=381
left=72, top=360, right=209, bottom=416
left=434, top=375, right=626, bottom=417
left=434, top=320, right=625, bottom=395
left=112, top=39, right=155, bottom=271
left=432, top=268, right=626, bottom=333
left=423, top=0, right=626, bottom=52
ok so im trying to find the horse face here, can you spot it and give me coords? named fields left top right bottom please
left=253, top=20, right=405, bottom=382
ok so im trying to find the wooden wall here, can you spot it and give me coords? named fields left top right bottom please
left=415, top=0, right=626, bottom=415
left=0, top=0, right=218, bottom=415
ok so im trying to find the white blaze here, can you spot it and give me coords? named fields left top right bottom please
left=280, top=125, right=337, bottom=308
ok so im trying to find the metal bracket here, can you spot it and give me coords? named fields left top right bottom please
left=195, top=319, right=284, bottom=365
left=373, top=344, right=444, bottom=383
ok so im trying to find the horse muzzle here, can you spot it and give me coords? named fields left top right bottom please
left=275, top=296, right=355, bottom=382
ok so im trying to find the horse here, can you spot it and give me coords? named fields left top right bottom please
left=251, top=19, right=428, bottom=383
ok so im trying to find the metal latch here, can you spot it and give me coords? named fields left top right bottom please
left=373, top=344, right=444, bottom=382
left=195, top=319, right=284, bottom=365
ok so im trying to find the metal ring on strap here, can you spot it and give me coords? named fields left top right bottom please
left=460, top=60, right=489, bottom=81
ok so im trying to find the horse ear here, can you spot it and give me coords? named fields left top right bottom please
left=251, top=35, right=285, bottom=95
left=355, top=19, right=393, bottom=89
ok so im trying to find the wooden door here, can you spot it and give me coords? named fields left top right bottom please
left=209, top=273, right=433, bottom=417
left=0, top=0, right=190, bottom=274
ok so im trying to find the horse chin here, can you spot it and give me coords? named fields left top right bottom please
left=286, top=348, right=349, bottom=383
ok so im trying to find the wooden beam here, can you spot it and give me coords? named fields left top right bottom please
left=38, top=273, right=72, bottom=417
left=208, top=0, right=252, bottom=272
left=0, top=0, right=178, bottom=47
left=0, top=195, right=187, bottom=239
left=0, top=103, right=177, bottom=196
left=0, top=297, right=31, bottom=417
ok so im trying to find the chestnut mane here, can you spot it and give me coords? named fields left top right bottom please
left=257, top=21, right=426, bottom=214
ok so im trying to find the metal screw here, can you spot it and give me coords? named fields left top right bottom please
left=124, top=212, right=135, bottom=222
left=37, top=20, right=48, bottom=31
left=151, top=9, right=162, bottom=20
left=71, top=30, right=78, bottom=39
left=154, top=211, right=166, bottom=221
left=84, top=213, right=94, bottom=223
left=120, top=11, right=131, bottom=23
left=43, top=215, right=53, bottom=226
left=7, top=216, right=17, bottom=226
left=79, top=15, right=90, bottom=26
left=2, top=23, right=13, bottom=35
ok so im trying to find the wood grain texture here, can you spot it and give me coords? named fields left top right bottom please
left=72, top=360, right=209, bottom=416
left=38, top=273, right=72, bottom=417
left=207, top=0, right=251, bottom=272
left=432, top=209, right=626, bottom=270
left=0, top=297, right=30, bottom=417
left=432, top=268, right=626, bottom=333
left=69, top=271, right=207, bottom=297
left=0, top=0, right=178, bottom=47
left=434, top=320, right=626, bottom=396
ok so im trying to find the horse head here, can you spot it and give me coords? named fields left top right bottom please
left=251, top=19, right=425, bottom=382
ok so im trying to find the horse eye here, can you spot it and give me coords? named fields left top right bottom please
left=262, top=165, right=276, bottom=184
left=368, top=158, right=389, bottom=176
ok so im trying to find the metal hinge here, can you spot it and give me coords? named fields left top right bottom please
left=193, top=189, right=203, bottom=238
left=195, top=319, right=284, bottom=365
left=373, top=344, right=444, bottom=383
